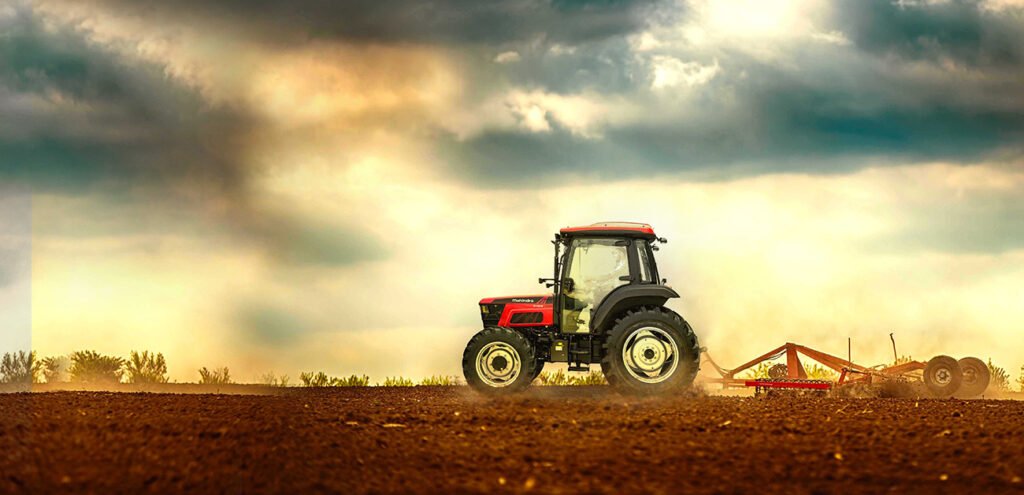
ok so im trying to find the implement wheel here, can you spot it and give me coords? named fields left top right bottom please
left=956, top=357, right=990, bottom=398
left=923, top=355, right=962, bottom=398
left=768, top=364, right=788, bottom=379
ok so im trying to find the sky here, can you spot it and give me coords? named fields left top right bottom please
left=1, top=0, right=1023, bottom=383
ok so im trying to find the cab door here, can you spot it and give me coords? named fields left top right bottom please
left=559, top=238, right=631, bottom=333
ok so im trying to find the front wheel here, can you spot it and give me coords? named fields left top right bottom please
left=601, top=307, right=699, bottom=395
left=462, top=327, right=537, bottom=395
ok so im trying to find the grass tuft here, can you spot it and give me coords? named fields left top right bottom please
left=536, top=369, right=607, bottom=386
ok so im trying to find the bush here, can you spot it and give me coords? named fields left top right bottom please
left=0, top=351, right=41, bottom=384
left=198, top=367, right=232, bottom=385
left=741, top=362, right=773, bottom=379
left=337, top=374, right=370, bottom=386
left=260, top=372, right=289, bottom=387
left=41, top=355, right=70, bottom=383
left=124, top=351, right=169, bottom=384
left=380, top=377, right=415, bottom=387
left=741, top=362, right=837, bottom=381
left=1018, top=365, right=1024, bottom=393
left=987, top=359, right=1010, bottom=392
left=537, top=369, right=607, bottom=386
left=570, top=370, right=608, bottom=385
left=299, top=371, right=369, bottom=387
left=805, top=363, right=838, bottom=381
left=420, top=375, right=459, bottom=386
left=69, top=350, right=124, bottom=383
left=894, top=355, right=915, bottom=366
left=300, top=371, right=329, bottom=387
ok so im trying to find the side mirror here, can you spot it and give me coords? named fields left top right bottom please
left=563, top=277, right=575, bottom=293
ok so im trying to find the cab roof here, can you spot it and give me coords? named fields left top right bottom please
left=559, top=222, right=657, bottom=240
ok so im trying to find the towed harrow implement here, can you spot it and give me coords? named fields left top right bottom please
left=703, top=342, right=991, bottom=398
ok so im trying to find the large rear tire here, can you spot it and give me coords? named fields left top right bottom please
left=600, top=306, right=699, bottom=396
left=462, top=327, right=537, bottom=395
left=956, top=357, right=990, bottom=398
left=923, top=355, right=962, bottom=398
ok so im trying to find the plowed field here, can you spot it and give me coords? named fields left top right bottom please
left=2, top=387, right=1022, bottom=494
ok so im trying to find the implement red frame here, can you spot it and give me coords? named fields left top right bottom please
left=743, top=380, right=832, bottom=390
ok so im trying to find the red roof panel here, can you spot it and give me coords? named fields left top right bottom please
left=559, top=222, right=656, bottom=237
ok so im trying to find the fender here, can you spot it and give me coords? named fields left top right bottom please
left=590, top=285, right=680, bottom=334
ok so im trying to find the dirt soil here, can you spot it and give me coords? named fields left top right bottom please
left=2, top=387, right=1023, bottom=494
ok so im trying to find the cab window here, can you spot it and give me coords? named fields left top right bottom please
left=636, top=239, right=653, bottom=283
left=560, top=238, right=630, bottom=333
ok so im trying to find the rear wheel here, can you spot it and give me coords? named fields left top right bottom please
left=956, top=357, right=990, bottom=398
left=923, top=355, right=962, bottom=398
left=462, top=327, right=537, bottom=395
left=601, top=307, right=699, bottom=395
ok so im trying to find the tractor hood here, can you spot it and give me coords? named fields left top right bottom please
left=478, top=295, right=550, bottom=305
left=478, top=295, right=553, bottom=327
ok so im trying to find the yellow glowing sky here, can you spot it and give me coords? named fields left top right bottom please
left=25, top=162, right=1024, bottom=381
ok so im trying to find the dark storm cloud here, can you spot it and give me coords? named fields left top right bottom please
left=0, top=4, right=383, bottom=266
left=6, top=0, right=1024, bottom=257
left=447, top=64, right=1024, bottom=184
left=81, top=0, right=659, bottom=46
left=837, top=0, right=1024, bottom=68
left=445, top=0, right=1024, bottom=185
left=0, top=4, right=251, bottom=195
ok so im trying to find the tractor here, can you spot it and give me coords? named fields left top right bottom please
left=462, top=222, right=700, bottom=395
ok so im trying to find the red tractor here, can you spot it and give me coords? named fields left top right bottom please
left=462, top=222, right=700, bottom=395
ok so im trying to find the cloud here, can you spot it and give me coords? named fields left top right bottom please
left=836, top=0, right=1024, bottom=68
left=50, top=0, right=659, bottom=46
left=0, top=3, right=386, bottom=267
left=494, top=51, right=522, bottom=64
left=0, top=4, right=254, bottom=195
left=649, top=56, right=719, bottom=89
left=436, top=0, right=1024, bottom=185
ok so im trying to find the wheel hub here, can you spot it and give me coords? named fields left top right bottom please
left=492, top=356, right=508, bottom=371
left=476, top=342, right=521, bottom=387
left=622, top=327, right=679, bottom=384
left=934, top=368, right=952, bottom=385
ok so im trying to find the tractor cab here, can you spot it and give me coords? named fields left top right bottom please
left=553, top=222, right=664, bottom=334
left=463, top=222, right=700, bottom=396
